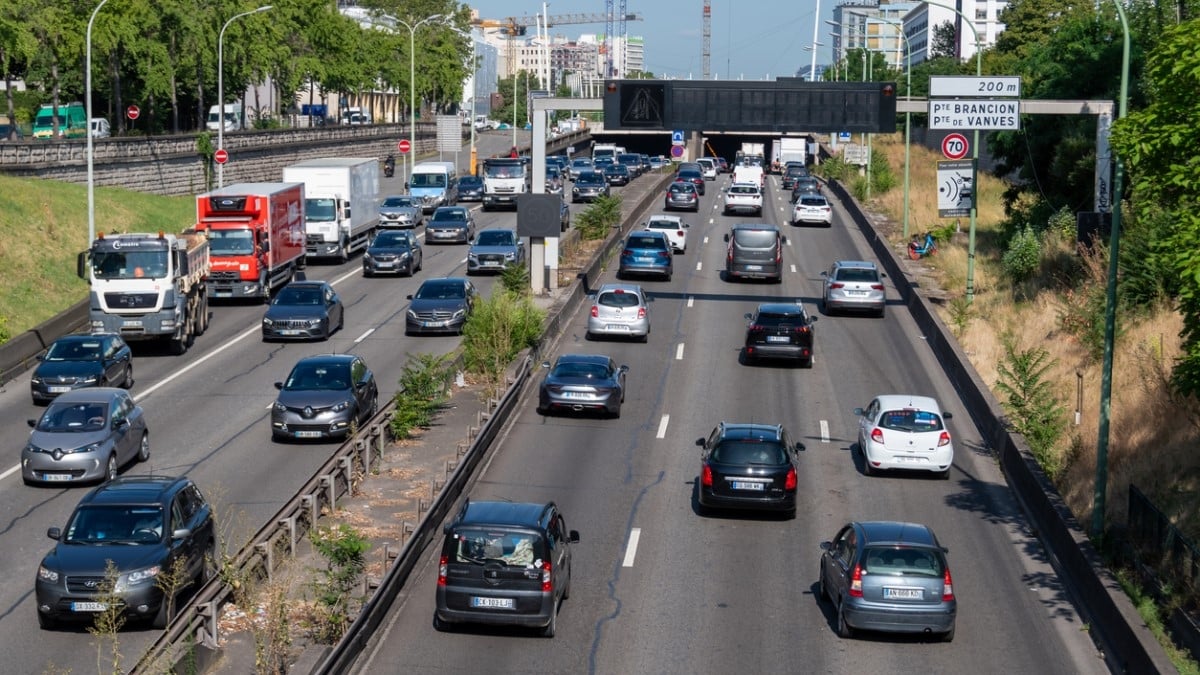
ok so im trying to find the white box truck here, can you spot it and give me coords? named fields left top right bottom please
left=282, top=158, right=379, bottom=262
left=779, top=137, right=808, bottom=167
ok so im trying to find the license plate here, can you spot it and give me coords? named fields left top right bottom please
left=471, top=597, right=514, bottom=609
left=561, top=391, right=590, bottom=400
left=636, top=257, right=654, bottom=264
left=48, top=385, right=72, bottom=393
left=422, top=321, right=445, bottom=328
left=214, top=291, right=232, bottom=297
left=745, top=265, right=763, bottom=271
left=606, top=324, right=630, bottom=331
left=294, top=430, right=322, bottom=438
left=883, top=587, right=924, bottom=600
left=376, top=262, right=394, bottom=268
left=279, top=329, right=302, bottom=336
left=72, top=602, right=107, bottom=612
left=766, top=335, right=789, bottom=343
left=731, top=481, right=765, bottom=491
left=122, top=319, right=142, bottom=327
left=894, top=455, right=924, bottom=463
left=43, top=473, right=73, bottom=482
left=847, top=290, right=867, bottom=296
left=483, top=261, right=501, bottom=266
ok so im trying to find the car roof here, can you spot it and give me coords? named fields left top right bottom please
left=420, top=277, right=468, bottom=287
left=627, top=231, right=669, bottom=243
left=293, top=353, right=357, bottom=367
left=833, top=260, right=877, bottom=270
left=730, top=182, right=760, bottom=190
left=731, top=223, right=780, bottom=232
left=79, top=475, right=187, bottom=506
left=647, top=214, right=683, bottom=224
left=596, top=282, right=645, bottom=296
left=54, top=333, right=116, bottom=344
left=555, top=353, right=613, bottom=367
left=871, top=394, right=943, bottom=414
left=718, top=422, right=784, bottom=440
left=48, top=387, right=126, bottom=403
left=282, top=281, right=327, bottom=291
left=756, top=302, right=806, bottom=315
left=457, top=500, right=553, bottom=529
left=854, top=521, right=941, bottom=548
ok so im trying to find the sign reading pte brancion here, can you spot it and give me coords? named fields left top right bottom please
left=929, top=100, right=1020, bottom=130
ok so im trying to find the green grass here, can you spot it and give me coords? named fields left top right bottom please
left=1112, top=567, right=1200, bottom=675
left=0, top=174, right=194, bottom=339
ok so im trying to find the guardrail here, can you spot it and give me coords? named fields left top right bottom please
left=825, top=178, right=1176, bottom=674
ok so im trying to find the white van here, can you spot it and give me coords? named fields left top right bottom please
left=89, top=118, right=111, bottom=138
left=206, top=103, right=242, bottom=132
left=408, top=161, right=460, bottom=213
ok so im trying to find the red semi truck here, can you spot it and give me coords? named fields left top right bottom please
left=195, top=182, right=307, bottom=302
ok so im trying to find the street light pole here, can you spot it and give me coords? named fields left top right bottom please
left=218, top=5, right=272, bottom=188
left=389, top=14, right=445, bottom=185
left=447, top=25, right=479, bottom=174
left=86, top=0, right=111, bottom=247
left=809, top=0, right=821, bottom=81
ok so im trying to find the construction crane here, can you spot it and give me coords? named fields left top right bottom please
left=471, top=11, right=642, bottom=79
left=605, top=1, right=615, bottom=78
left=618, top=0, right=628, bottom=75
left=702, top=0, right=712, bottom=80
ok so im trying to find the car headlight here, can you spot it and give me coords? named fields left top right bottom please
left=467, top=253, right=478, bottom=262
left=115, top=565, right=161, bottom=592
left=504, top=251, right=517, bottom=260
left=363, top=253, right=374, bottom=262
left=572, top=187, right=580, bottom=194
left=262, top=317, right=273, bottom=326
left=407, top=309, right=418, bottom=319
left=331, top=401, right=349, bottom=413
left=306, top=318, right=322, bottom=327
left=38, top=565, right=59, bottom=583
left=31, top=376, right=42, bottom=384
left=452, top=308, right=467, bottom=319
left=273, top=401, right=287, bottom=413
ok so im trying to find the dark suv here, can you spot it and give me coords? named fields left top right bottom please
left=434, top=500, right=580, bottom=637
left=696, top=422, right=804, bottom=518
left=35, top=475, right=216, bottom=629
left=743, top=303, right=817, bottom=367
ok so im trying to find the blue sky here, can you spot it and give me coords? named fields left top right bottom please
left=463, top=0, right=835, bottom=79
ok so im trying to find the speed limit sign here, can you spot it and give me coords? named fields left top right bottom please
left=941, top=133, right=969, bottom=160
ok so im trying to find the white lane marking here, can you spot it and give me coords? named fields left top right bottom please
left=675, top=343, right=685, bottom=360
left=786, top=238, right=793, bottom=247
left=703, top=236, right=709, bottom=245
left=622, top=528, right=642, bottom=567
left=687, top=296, right=695, bottom=308
left=656, top=415, right=670, bottom=439
left=708, top=218, right=714, bottom=224
left=355, top=328, right=376, bottom=343
left=696, top=261, right=703, bottom=271
left=820, top=420, right=830, bottom=443
left=790, top=264, right=797, bottom=274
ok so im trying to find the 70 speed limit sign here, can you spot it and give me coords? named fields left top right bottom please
left=941, top=133, right=970, bottom=160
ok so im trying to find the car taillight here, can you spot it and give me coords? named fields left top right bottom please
left=591, top=305, right=599, bottom=318
left=784, top=467, right=797, bottom=490
left=676, top=230, right=684, bottom=237
left=942, top=567, right=955, bottom=601
left=830, top=282, right=845, bottom=290
left=701, top=463, right=713, bottom=487
left=938, top=431, right=951, bottom=447
left=849, top=564, right=864, bottom=597
left=749, top=324, right=763, bottom=332
left=794, top=325, right=809, bottom=333
left=637, top=307, right=646, bottom=319
left=438, top=555, right=448, bottom=586
left=870, top=428, right=884, bottom=444
left=541, top=559, right=553, bottom=592
left=871, top=284, right=884, bottom=290
left=775, top=246, right=782, bottom=265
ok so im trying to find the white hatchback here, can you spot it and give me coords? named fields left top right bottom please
left=854, top=395, right=954, bottom=479
left=643, top=215, right=689, bottom=253
left=793, top=194, right=833, bottom=225
left=722, top=182, right=763, bottom=216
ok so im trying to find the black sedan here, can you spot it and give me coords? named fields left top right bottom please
left=572, top=171, right=610, bottom=203
left=261, top=280, right=344, bottom=341
left=405, top=277, right=478, bottom=335
left=457, top=175, right=485, bottom=202
left=603, top=163, right=632, bottom=186
left=363, top=230, right=422, bottom=277
left=30, top=333, right=133, bottom=404
left=425, top=206, right=476, bottom=244
left=677, top=168, right=705, bottom=195
left=743, top=303, right=817, bottom=367
left=538, top=354, right=628, bottom=418
left=271, top=353, right=378, bottom=441
left=696, top=422, right=803, bottom=518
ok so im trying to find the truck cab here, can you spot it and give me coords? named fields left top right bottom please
left=481, top=158, right=528, bottom=211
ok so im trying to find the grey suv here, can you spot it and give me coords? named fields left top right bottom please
left=271, top=354, right=378, bottom=441
left=822, top=260, right=886, bottom=317
left=724, top=224, right=785, bottom=283
left=434, top=499, right=580, bottom=637
left=35, top=475, right=216, bottom=629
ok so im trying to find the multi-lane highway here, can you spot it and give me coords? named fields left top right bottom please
left=349, top=170, right=1111, bottom=674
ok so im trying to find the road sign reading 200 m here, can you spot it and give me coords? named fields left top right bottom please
left=603, top=80, right=897, bottom=134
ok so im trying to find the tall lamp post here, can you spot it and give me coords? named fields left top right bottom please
left=217, top=5, right=273, bottom=188
left=512, top=69, right=531, bottom=151
left=387, top=14, right=446, bottom=184
left=923, top=0, right=981, bottom=302
left=808, top=0, right=822, bottom=82
left=86, top=0, right=111, bottom=246
left=878, top=18, right=912, bottom=238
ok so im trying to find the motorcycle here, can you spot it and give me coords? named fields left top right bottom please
left=383, top=155, right=395, bottom=178
left=908, top=232, right=938, bottom=260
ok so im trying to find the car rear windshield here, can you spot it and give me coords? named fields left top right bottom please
left=862, top=546, right=945, bottom=577
left=799, top=196, right=827, bottom=207
left=712, top=441, right=787, bottom=465
left=733, top=229, right=779, bottom=248
left=647, top=219, right=680, bottom=229
left=599, top=290, right=641, bottom=307
left=450, top=529, right=546, bottom=566
left=754, top=311, right=804, bottom=326
left=879, top=409, right=944, bottom=432
left=835, top=267, right=879, bottom=282
left=626, top=234, right=667, bottom=250
left=668, top=183, right=694, bottom=194
left=730, top=185, right=759, bottom=195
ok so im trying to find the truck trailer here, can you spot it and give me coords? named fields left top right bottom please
left=78, top=230, right=210, bottom=355
left=194, top=182, right=307, bottom=302
left=282, top=158, right=379, bottom=262
left=778, top=137, right=808, bottom=168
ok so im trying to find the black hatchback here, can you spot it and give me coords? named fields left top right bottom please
left=697, top=422, right=804, bottom=518
left=435, top=499, right=580, bottom=637
left=743, top=303, right=817, bottom=367
left=31, top=333, right=133, bottom=404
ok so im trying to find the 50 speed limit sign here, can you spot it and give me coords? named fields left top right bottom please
left=941, top=133, right=969, bottom=160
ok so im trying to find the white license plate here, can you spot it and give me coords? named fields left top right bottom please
left=422, top=321, right=445, bottom=328
left=471, top=596, right=514, bottom=609
left=122, top=319, right=142, bottom=327
left=636, top=257, right=655, bottom=264
left=561, top=391, right=590, bottom=400
left=483, top=261, right=501, bottom=266
left=214, top=291, right=232, bottom=297
left=606, top=324, right=630, bottom=331
left=731, top=481, right=765, bottom=491
left=279, top=329, right=303, bottom=336
left=43, top=473, right=73, bottom=482
left=894, top=455, right=924, bottom=463
left=72, top=602, right=107, bottom=612
left=883, top=587, right=924, bottom=600
left=745, top=265, right=763, bottom=271
left=294, top=430, right=322, bottom=438
left=766, top=335, right=789, bottom=343
left=48, top=385, right=72, bottom=393
left=847, top=290, right=868, bottom=296
left=376, top=262, right=394, bottom=268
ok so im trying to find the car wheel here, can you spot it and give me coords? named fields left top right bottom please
left=136, top=432, right=150, bottom=462
left=337, top=312, right=344, bottom=331
left=103, top=454, right=118, bottom=483
left=122, top=363, right=134, bottom=388
left=638, top=332, right=648, bottom=344
left=541, top=603, right=558, bottom=638
left=202, top=539, right=218, bottom=584
left=562, top=563, right=572, bottom=600
left=876, top=307, right=886, bottom=319
left=802, top=356, right=814, bottom=369
left=837, top=600, right=855, bottom=638
left=585, top=331, right=596, bottom=341
left=363, top=269, right=373, bottom=278
left=37, top=611, right=57, bottom=630
left=940, top=467, right=952, bottom=480
left=863, top=456, right=874, bottom=476
left=152, top=594, right=171, bottom=629
left=611, top=403, right=621, bottom=419
left=942, top=623, right=955, bottom=642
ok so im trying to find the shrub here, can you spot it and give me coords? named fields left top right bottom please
left=500, top=263, right=529, bottom=296
left=1001, top=225, right=1041, bottom=286
left=994, top=333, right=1068, bottom=481
left=389, top=353, right=453, bottom=439
left=574, top=194, right=622, bottom=240
left=1057, top=242, right=1118, bottom=362
left=307, top=523, right=368, bottom=644
left=1047, top=206, right=1075, bottom=240
left=461, top=289, right=545, bottom=386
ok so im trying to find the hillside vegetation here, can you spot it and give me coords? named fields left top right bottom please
left=0, top=173, right=194, bottom=339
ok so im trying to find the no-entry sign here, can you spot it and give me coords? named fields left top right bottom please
left=214, top=148, right=229, bottom=164
left=397, top=139, right=411, bottom=154
left=941, top=133, right=969, bottom=160
left=126, top=105, right=140, bottom=121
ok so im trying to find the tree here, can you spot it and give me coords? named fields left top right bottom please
left=930, top=21, right=957, bottom=59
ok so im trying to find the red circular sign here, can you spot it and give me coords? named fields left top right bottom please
left=213, top=149, right=229, bottom=165
left=126, top=105, right=140, bottom=121
left=941, top=133, right=969, bottom=160
left=669, top=145, right=684, bottom=158
left=397, top=139, right=411, bottom=154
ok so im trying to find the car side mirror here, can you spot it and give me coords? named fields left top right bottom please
left=819, top=540, right=832, bottom=551
left=809, top=316, right=818, bottom=323
left=618, top=365, right=630, bottom=374
left=406, top=294, right=414, bottom=300
left=171, top=527, right=192, bottom=541
left=695, top=438, right=705, bottom=447
left=852, top=407, right=864, bottom=416
left=36, top=354, right=46, bottom=362
left=795, top=442, right=806, bottom=452
left=541, top=361, right=551, bottom=369
left=943, top=412, right=954, bottom=420
left=404, top=181, right=409, bottom=190
left=820, top=271, right=829, bottom=277
left=723, top=233, right=730, bottom=242
left=744, top=312, right=753, bottom=320
left=113, top=418, right=129, bottom=430
left=48, top=527, right=62, bottom=540
left=27, top=419, right=37, bottom=428
left=781, top=235, right=788, bottom=244
left=683, top=223, right=690, bottom=228
left=568, top=530, right=581, bottom=543
left=274, top=382, right=284, bottom=390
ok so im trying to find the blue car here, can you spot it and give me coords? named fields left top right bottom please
left=618, top=231, right=673, bottom=281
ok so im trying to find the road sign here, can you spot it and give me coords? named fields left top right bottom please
left=937, top=159, right=975, bottom=217
left=843, top=143, right=869, bottom=165
left=397, top=139, right=411, bottom=154
left=838, top=132, right=852, bottom=142
left=436, top=114, right=460, bottom=152
left=929, top=99, right=1019, bottom=130
left=126, top=105, right=140, bottom=121
left=941, top=133, right=969, bottom=160
left=669, top=145, right=684, bottom=158
left=671, top=129, right=684, bottom=145
left=930, top=76, right=1021, bottom=98
left=213, top=148, right=228, bottom=165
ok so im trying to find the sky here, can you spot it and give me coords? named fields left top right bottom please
left=462, top=0, right=837, bottom=80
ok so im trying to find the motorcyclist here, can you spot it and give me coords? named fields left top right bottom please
left=383, top=154, right=395, bottom=177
